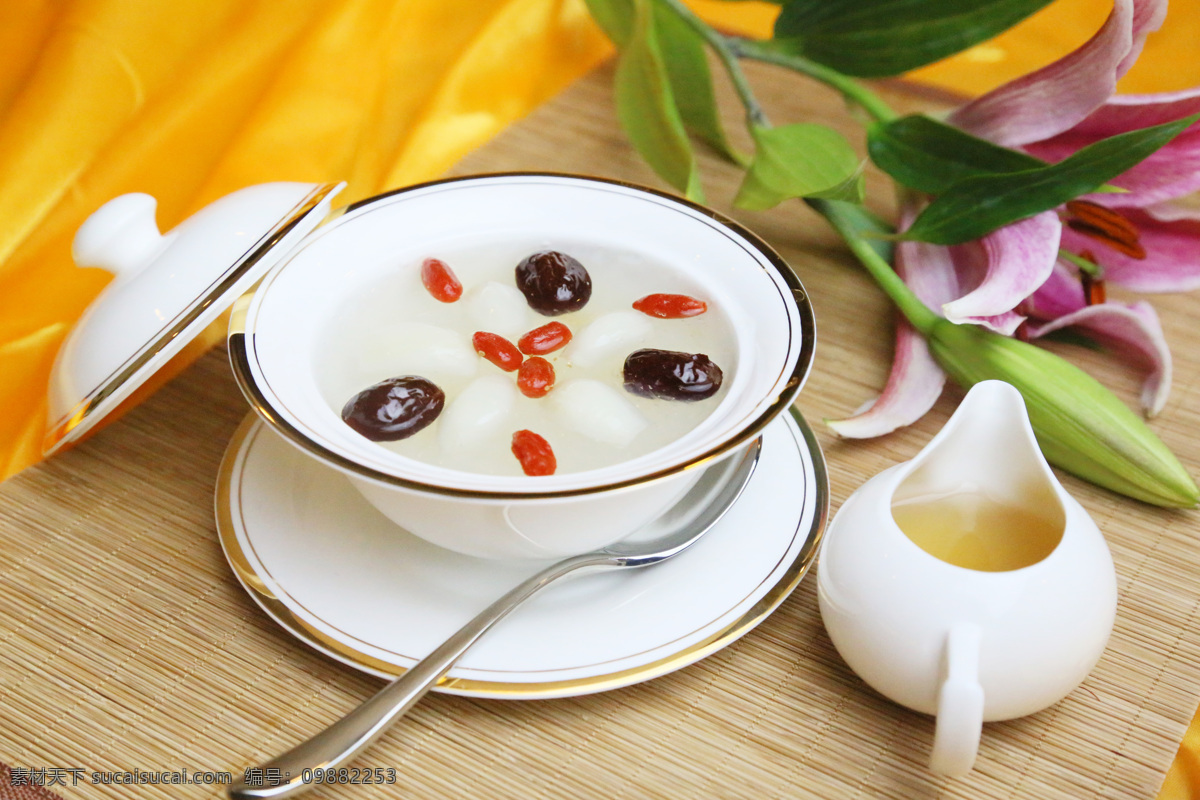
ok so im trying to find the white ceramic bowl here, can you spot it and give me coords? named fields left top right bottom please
left=228, top=174, right=814, bottom=560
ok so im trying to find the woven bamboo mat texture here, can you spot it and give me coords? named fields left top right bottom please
left=1, top=60, right=1199, bottom=800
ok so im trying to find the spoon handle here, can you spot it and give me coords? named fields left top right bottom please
left=227, top=552, right=608, bottom=799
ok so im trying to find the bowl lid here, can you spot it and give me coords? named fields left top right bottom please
left=43, top=181, right=345, bottom=455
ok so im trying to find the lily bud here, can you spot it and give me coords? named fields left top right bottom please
left=928, top=319, right=1199, bottom=508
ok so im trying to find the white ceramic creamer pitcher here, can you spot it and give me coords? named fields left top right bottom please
left=818, top=380, right=1117, bottom=776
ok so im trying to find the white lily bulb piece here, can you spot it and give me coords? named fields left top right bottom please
left=438, top=374, right=517, bottom=452
left=383, top=322, right=478, bottom=381
left=567, top=311, right=653, bottom=369
left=467, top=281, right=531, bottom=340
left=550, top=379, right=647, bottom=447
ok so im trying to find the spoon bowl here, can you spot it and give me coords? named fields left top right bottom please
left=227, top=437, right=762, bottom=799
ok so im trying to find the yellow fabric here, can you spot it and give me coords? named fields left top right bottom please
left=3, top=0, right=1197, bottom=477
left=0, top=0, right=1197, bottom=796
left=0, top=0, right=612, bottom=472
left=912, top=0, right=1200, bottom=95
left=686, top=0, right=1200, bottom=95
left=1164, top=703, right=1200, bottom=800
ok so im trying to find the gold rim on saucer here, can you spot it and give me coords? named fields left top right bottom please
left=215, top=407, right=828, bottom=698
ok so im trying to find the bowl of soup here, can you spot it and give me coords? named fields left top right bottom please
left=228, top=173, right=814, bottom=559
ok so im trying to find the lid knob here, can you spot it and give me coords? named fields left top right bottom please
left=72, top=193, right=169, bottom=279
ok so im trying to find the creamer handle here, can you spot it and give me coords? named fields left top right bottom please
left=930, top=623, right=984, bottom=777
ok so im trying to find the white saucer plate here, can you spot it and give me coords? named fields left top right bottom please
left=216, top=409, right=827, bottom=699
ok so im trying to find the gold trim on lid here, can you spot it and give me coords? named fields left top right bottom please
left=43, top=182, right=342, bottom=455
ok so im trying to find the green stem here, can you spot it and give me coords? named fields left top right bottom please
left=809, top=198, right=938, bottom=335
left=653, top=0, right=770, bottom=128
left=1057, top=248, right=1103, bottom=278
left=734, top=39, right=898, bottom=124
left=646, top=2, right=924, bottom=332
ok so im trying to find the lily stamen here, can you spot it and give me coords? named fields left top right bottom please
left=1064, top=200, right=1147, bottom=260
left=1078, top=250, right=1107, bottom=306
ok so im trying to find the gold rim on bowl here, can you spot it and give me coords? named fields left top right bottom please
left=227, top=172, right=817, bottom=501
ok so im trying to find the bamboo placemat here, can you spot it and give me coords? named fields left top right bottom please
left=1, top=61, right=1198, bottom=800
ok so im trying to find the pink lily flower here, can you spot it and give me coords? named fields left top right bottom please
left=830, top=0, right=1197, bottom=437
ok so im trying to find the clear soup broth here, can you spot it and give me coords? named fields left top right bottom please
left=892, top=490, right=1063, bottom=572
left=316, top=239, right=736, bottom=477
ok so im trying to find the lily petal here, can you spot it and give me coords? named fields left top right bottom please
left=1060, top=207, right=1200, bottom=291
left=942, top=211, right=1061, bottom=322
left=965, top=310, right=1027, bottom=336
left=1026, top=300, right=1172, bottom=415
left=1023, top=88, right=1200, bottom=208
left=1021, top=261, right=1087, bottom=320
left=1048, top=86, right=1200, bottom=134
left=1093, top=130, right=1200, bottom=208
left=1143, top=195, right=1200, bottom=222
left=948, top=0, right=1156, bottom=147
left=825, top=322, right=945, bottom=438
left=827, top=231, right=955, bottom=437
left=1117, top=0, right=1169, bottom=75
left=901, top=236, right=961, bottom=307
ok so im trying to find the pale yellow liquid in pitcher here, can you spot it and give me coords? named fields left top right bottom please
left=892, top=491, right=1063, bottom=572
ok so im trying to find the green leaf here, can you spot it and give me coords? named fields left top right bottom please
left=651, top=2, right=747, bottom=166
left=902, top=112, right=1200, bottom=244
left=584, top=0, right=634, bottom=45
left=868, top=114, right=1127, bottom=195
left=613, top=0, right=704, bottom=202
left=772, top=0, right=1055, bottom=78
left=734, top=124, right=863, bottom=210
left=868, top=115, right=1047, bottom=193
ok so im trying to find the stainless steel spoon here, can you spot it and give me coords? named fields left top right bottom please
left=227, top=438, right=761, bottom=799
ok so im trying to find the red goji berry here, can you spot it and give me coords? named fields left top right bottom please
left=517, top=321, right=573, bottom=355
left=632, top=293, right=707, bottom=319
left=517, top=357, right=555, bottom=398
left=511, top=430, right=556, bottom=476
left=421, top=257, right=463, bottom=302
left=473, top=332, right=522, bottom=372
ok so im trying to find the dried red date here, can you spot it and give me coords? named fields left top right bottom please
left=632, top=293, right=707, bottom=319
left=473, top=331, right=523, bottom=372
left=342, top=376, right=445, bottom=441
left=511, top=430, right=557, bottom=476
left=623, top=349, right=723, bottom=401
left=515, top=251, right=592, bottom=316
left=518, top=321, right=572, bottom=355
left=517, top=357, right=555, bottom=398
left=421, top=257, right=462, bottom=302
